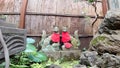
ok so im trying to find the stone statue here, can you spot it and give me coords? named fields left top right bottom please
left=61, top=27, right=80, bottom=50
left=39, top=26, right=80, bottom=52
left=39, top=27, right=60, bottom=52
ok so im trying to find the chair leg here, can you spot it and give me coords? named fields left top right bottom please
left=0, top=29, right=10, bottom=68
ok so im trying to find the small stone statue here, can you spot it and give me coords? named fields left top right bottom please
left=39, top=26, right=80, bottom=52
left=39, top=27, right=60, bottom=52
left=61, top=27, right=80, bottom=50
left=61, top=27, right=72, bottom=50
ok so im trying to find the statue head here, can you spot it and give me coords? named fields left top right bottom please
left=53, top=26, right=59, bottom=33
left=62, top=27, right=67, bottom=32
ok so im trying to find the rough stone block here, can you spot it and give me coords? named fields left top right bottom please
left=44, top=51, right=61, bottom=60
left=44, top=50, right=81, bottom=60
left=60, top=50, right=81, bottom=61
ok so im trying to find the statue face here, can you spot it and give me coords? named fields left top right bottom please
left=62, top=27, right=67, bottom=32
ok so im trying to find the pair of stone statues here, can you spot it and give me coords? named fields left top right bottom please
left=39, top=27, right=80, bottom=52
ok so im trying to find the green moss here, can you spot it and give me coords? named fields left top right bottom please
left=90, top=36, right=106, bottom=46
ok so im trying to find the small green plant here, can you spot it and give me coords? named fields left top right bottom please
left=10, top=38, right=48, bottom=68
left=31, top=63, right=43, bottom=68
left=10, top=64, right=29, bottom=68
left=9, top=38, right=80, bottom=68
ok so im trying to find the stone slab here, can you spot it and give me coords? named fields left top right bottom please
left=44, top=50, right=81, bottom=60
left=44, top=51, right=61, bottom=60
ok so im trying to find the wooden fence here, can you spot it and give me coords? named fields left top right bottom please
left=0, top=0, right=108, bottom=49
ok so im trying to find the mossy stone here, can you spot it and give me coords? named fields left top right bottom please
left=90, top=36, right=106, bottom=46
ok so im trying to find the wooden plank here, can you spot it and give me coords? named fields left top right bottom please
left=14, top=15, right=20, bottom=26
left=13, top=0, right=22, bottom=12
left=0, top=0, right=4, bottom=11
left=27, top=0, right=38, bottom=12
left=0, top=0, right=22, bottom=12
left=66, top=0, right=79, bottom=15
left=25, top=15, right=31, bottom=34
left=42, top=16, right=55, bottom=34
left=30, top=15, right=38, bottom=35
left=27, top=0, right=57, bottom=13
left=56, top=0, right=66, bottom=14
left=19, top=0, right=28, bottom=28
left=0, top=22, right=16, bottom=27
left=40, top=0, right=57, bottom=13
left=0, top=0, right=14, bottom=12
left=77, top=1, right=87, bottom=15
left=26, top=15, right=55, bottom=35
left=5, top=15, right=14, bottom=24
left=6, top=0, right=14, bottom=12
left=102, top=0, right=108, bottom=16
left=55, top=17, right=71, bottom=33
left=69, top=18, right=84, bottom=34
left=64, top=0, right=73, bottom=14
left=5, top=15, right=20, bottom=26
left=84, top=18, right=93, bottom=35
left=69, top=17, right=96, bottom=35
left=5, top=15, right=13, bottom=24
left=0, top=0, right=7, bottom=12
left=36, top=0, right=43, bottom=12
left=37, top=16, right=43, bottom=34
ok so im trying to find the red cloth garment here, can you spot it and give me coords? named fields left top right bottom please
left=64, top=43, right=72, bottom=49
left=61, top=32, right=71, bottom=43
left=51, top=33, right=60, bottom=42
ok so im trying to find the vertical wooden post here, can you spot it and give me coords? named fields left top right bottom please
left=19, top=0, right=28, bottom=29
left=102, top=0, right=108, bottom=16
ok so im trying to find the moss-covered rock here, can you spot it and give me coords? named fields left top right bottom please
left=90, top=36, right=106, bottom=46
left=89, top=34, right=120, bottom=54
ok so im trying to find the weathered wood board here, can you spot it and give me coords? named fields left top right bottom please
left=25, top=15, right=102, bottom=36
left=0, top=0, right=103, bottom=36
left=0, top=0, right=104, bottom=49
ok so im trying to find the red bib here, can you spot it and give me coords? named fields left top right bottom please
left=62, top=32, right=71, bottom=43
left=64, top=43, right=72, bottom=49
left=51, top=33, right=60, bottom=42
